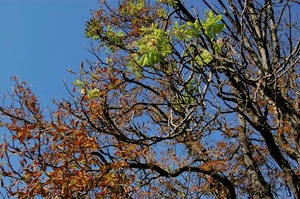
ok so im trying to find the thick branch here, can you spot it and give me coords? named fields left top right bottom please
left=128, top=162, right=236, bottom=199
left=174, top=0, right=196, bottom=22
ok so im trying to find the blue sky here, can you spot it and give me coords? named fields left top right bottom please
left=0, top=0, right=98, bottom=104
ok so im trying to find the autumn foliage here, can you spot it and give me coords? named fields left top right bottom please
left=1, top=0, right=300, bottom=198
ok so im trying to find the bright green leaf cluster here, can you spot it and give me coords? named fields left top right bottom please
left=135, top=24, right=172, bottom=66
left=213, top=39, right=223, bottom=53
left=202, top=10, right=225, bottom=40
left=195, top=50, right=213, bottom=66
left=186, top=20, right=201, bottom=36
left=172, top=11, right=224, bottom=41
left=129, top=0, right=145, bottom=12
left=87, top=88, right=101, bottom=99
left=172, top=11, right=225, bottom=67
left=105, top=26, right=124, bottom=40
left=172, top=21, right=194, bottom=41
left=157, top=7, right=168, bottom=18
left=104, top=25, right=125, bottom=52
left=120, top=0, right=145, bottom=15
left=156, top=0, right=177, bottom=6
left=72, top=79, right=102, bottom=99
left=72, top=79, right=85, bottom=90
left=85, top=18, right=102, bottom=40
left=85, top=19, right=125, bottom=50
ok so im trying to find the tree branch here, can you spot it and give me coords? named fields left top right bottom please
left=128, top=162, right=236, bottom=198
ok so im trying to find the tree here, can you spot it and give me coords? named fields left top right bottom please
left=1, top=0, right=300, bottom=198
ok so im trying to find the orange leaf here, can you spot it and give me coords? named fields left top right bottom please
left=19, top=132, right=26, bottom=143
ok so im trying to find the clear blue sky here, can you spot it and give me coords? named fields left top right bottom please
left=0, top=0, right=98, bottom=104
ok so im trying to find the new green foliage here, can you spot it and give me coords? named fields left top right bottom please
left=135, top=24, right=172, bottom=66
left=85, top=18, right=102, bottom=40
left=87, top=88, right=101, bottom=99
left=84, top=7, right=224, bottom=68
left=202, top=10, right=224, bottom=40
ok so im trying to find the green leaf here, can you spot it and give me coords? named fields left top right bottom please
left=87, top=88, right=101, bottom=99
left=84, top=18, right=102, bottom=40
left=135, top=24, right=171, bottom=66
left=202, top=10, right=225, bottom=39
left=195, top=50, right=213, bottom=66
left=72, top=79, right=85, bottom=89
left=139, top=55, right=149, bottom=66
